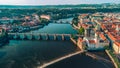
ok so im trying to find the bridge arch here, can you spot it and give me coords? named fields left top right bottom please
left=8, top=33, right=80, bottom=41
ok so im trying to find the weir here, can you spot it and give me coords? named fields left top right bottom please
left=38, top=50, right=85, bottom=68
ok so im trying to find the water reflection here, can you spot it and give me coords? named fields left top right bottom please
left=0, top=40, right=78, bottom=68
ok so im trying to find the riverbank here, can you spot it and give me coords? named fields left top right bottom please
left=19, top=25, right=44, bottom=33
left=70, top=38, right=77, bottom=45
left=72, top=23, right=80, bottom=29
left=70, top=37, right=116, bottom=68
left=105, top=50, right=120, bottom=68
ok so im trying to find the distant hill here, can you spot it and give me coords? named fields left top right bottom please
left=0, top=5, right=43, bottom=9
left=0, top=4, right=102, bottom=9
left=0, top=4, right=119, bottom=9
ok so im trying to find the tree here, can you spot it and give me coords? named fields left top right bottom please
left=40, top=18, right=49, bottom=24
left=72, top=17, right=79, bottom=26
left=78, top=27, right=85, bottom=35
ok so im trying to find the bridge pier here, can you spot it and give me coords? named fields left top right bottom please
left=24, top=34, right=27, bottom=40
left=54, top=34, right=57, bottom=40
left=28, top=34, right=33, bottom=40
left=46, top=34, right=49, bottom=40
left=8, top=33, right=82, bottom=41
left=13, top=33, right=19, bottom=40
left=36, top=34, right=40, bottom=40
left=62, top=34, right=64, bottom=40
left=69, top=35, right=72, bottom=38
left=8, top=34, right=14, bottom=40
left=20, top=33, right=25, bottom=40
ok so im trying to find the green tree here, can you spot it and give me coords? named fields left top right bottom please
left=40, top=18, right=49, bottom=24
left=72, top=17, right=79, bottom=26
left=0, top=29, right=7, bottom=37
left=78, top=27, right=85, bottom=35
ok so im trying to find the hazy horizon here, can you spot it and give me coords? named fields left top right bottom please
left=0, top=0, right=119, bottom=5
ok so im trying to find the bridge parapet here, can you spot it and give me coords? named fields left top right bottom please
left=8, top=33, right=82, bottom=40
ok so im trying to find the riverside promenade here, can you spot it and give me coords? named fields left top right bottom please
left=105, top=50, right=118, bottom=68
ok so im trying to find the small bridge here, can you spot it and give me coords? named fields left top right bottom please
left=8, top=33, right=82, bottom=41
left=52, top=21, right=71, bottom=24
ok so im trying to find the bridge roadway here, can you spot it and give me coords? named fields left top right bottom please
left=8, top=33, right=82, bottom=40
left=38, top=50, right=85, bottom=68
left=8, top=33, right=75, bottom=36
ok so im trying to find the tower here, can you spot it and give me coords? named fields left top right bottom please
left=116, top=24, right=119, bottom=31
left=95, top=33, right=99, bottom=48
left=84, top=28, right=91, bottom=37
left=85, top=29, right=87, bottom=37
left=80, top=18, right=83, bottom=24
left=95, top=24, right=100, bottom=30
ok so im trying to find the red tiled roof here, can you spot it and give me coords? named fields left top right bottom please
left=81, top=14, right=88, bottom=17
left=78, top=37, right=83, bottom=42
left=82, top=24, right=89, bottom=29
left=99, top=33, right=106, bottom=40
left=114, top=40, right=120, bottom=47
left=108, top=32, right=120, bottom=41
left=89, top=40, right=96, bottom=44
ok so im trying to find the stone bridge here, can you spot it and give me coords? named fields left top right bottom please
left=8, top=33, right=82, bottom=40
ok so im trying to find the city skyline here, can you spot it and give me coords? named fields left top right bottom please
left=0, top=0, right=120, bottom=5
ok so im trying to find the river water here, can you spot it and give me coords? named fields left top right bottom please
left=0, top=18, right=114, bottom=68
left=32, top=23, right=77, bottom=34
left=0, top=40, right=79, bottom=68
left=46, top=52, right=114, bottom=68
left=32, top=18, right=76, bottom=34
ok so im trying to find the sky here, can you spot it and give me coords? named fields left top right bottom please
left=0, top=0, right=120, bottom=5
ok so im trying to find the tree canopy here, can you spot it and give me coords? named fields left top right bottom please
left=72, top=17, right=79, bottom=26
left=78, top=27, right=85, bottom=35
